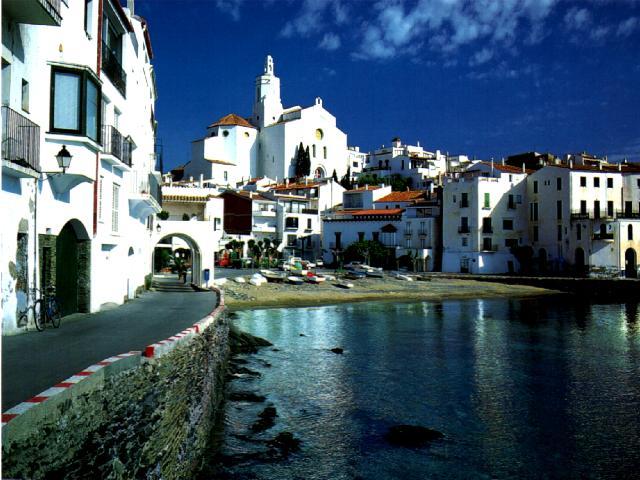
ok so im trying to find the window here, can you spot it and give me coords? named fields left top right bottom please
left=358, top=232, right=365, bottom=242
left=503, top=219, right=513, bottom=230
left=580, top=200, right=587, bottom=215
left=452, top=194, right=457, bottom=204
left=576, top=223, right=582, bottom=240
left=112, top=183, right=120, bottom=233
left=530, top=203, right=538, bottom=221
left=557, top=225, right=562, bottom=241
left=460, top=192, right=468, bottom=208
left=629, top=225, right=634, bottom=240
left=557, top=177, right=562, bottom=190
left=405, top=238, right=412, bottom=248
left=460, top=216, right=469, bottom=233
left=307, top=218, right=312, bottom=230
left=312, top=144, right=316, bottom=158
left=607, top=201, right=614, bottom=218
left=401, top=160, right=404, bottom=170
left=323, top=146, right=327, bottom=159
left=594, top=177, right=600, bottom=188
left=372, top=232, right=379, bottom=242
left=21, top=79, right=29, bottom=112
left=223, top=171, right=228, bottom=182
left=482, top=238, right=492, bottom=251
left=287, top=235, right=297, bottom=247
left=509, top=174, right=513, bottom=182
left=607, top=177, right=613, bottom=188
left=51, top=67, right=101, bottom=141
left=285, top=217, right=298, bottom=229
left=421, top=238, right=427, bottom=248
left=508, top=194, right=515, bottom=209
left=533, top=180, right=538, bottom=194
left=637, top=179, right=640, bottom=188
left=2, top=60, right=10, bottom=105
left=483, top=193, right=490, bottom=209
left=352, top=161, right=358, bottom=168
left=505, top=238, right=518, bottom=249
left=461, top=237, right=468, bottom=247
left=335, top=232, right=342, bottom=249
left=594, top=200, right=600, bottom=219
left=84, top=0, right=94, bottom=36
left=98, top=175, right=104, bottom=222
left=580, top=176, right=586, bottom=187
left=557, top=200, right=562, bottom=220
left=533, top=225, right=539, bottom=242
left=214, top=218, right=221, bottom=231
left=482, top=217, right=492, bottom=234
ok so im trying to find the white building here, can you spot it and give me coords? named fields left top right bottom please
left=527, top=162, right=640, bottom=277
left=362, top=138, right=448, bottom=190
left=442, top=162, right=529, bottom=274
left=185, top=55, right=351, bottom=186
left=1, top=0, right=160, bottom=334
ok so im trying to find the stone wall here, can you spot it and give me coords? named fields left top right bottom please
left=2, top=313, right=229, bottom=479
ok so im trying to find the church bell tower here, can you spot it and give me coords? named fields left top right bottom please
left=252, top=55, right=283, bottom=128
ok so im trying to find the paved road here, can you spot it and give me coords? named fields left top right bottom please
left=1, top=275, right=216, bottom=411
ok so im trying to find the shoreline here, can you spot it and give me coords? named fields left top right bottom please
left=221, top=276, right=560, bottom=312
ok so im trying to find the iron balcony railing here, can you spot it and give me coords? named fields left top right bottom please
left=570, top=211, right=591, bottom=220
left=302, top=208, right=318, bottom=214
left=482, top=226, right=493, bottom=234
left=40, top=0, right=62, bottom=24
left=593, top=232, right=614, bottom=241
left=102, top=125, right=132, bottom=166
left=1, top=106, right=40, bottom=172
left=458, top=225, right=470, bottom=234
left=102, top=41, right=126, bottom=97
left=617, top=211, right=640, bottom=219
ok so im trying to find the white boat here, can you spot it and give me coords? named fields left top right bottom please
left=337, top=281, right=354, bottom=289
left=323, top=274, right=336, bottom=281
left=249, top=273, right=267, bottom=286
left=306, top=274, right=326, bottom=284
left=288, top=276, right=304, bottom=285
left=233, top=276, right=246, bottom=283
left=394, top=273, right=413, bottom=281
left=366, top=270, right=384, bottom=278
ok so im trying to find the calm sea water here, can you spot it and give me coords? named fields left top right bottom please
left=211, top=297, right=640, bottom=479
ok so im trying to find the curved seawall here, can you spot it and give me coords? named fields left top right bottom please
left=2, top=289, right=229, bottom=479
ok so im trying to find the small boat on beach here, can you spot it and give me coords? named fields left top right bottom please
left=394, top=273, right=413, bottom=281
left=366, top=270, right=384, bottom=278
left=306, top=272, right=326, bottom=284
left=262, top=270, right=286, bottom=283
left=249, top=273, right=267, bottom=286
left=233, top=276, right=246, bottom=283
left=288, top=276, right=304, bottom=285
left=416, top=275, right=431, bottom=281
left=345, top=271, right=366, bottom=280
left=336, top=281, right=354, bottom=289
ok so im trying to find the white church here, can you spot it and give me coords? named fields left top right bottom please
left=185, top=56, right=350, bottom=186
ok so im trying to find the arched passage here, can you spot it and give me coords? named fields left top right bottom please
left=153, top=232, right=203, bottom=285
left=55, top=219, right=91, bottom=316
left=625, top=248, right=638, bottom=278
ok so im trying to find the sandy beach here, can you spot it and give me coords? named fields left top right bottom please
left=221, top=274, right=558, bottom=311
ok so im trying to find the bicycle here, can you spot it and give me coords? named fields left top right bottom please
left=29, top=286, right=62, bottom=331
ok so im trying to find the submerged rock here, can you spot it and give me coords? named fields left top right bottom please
left=266, top=431, right=301, bottom=456
left=330, top=347, right=344, bottom=354
left=385, top=425, right=444, bottom=447
left=233, top=366, right=261, bottom=377
left=229, top=392, right=266, bottom=403
left=229, top=326, right=272, bottom=354
left=251, top=406, right=278, bottom=432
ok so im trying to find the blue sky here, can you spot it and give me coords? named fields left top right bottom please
left=134, top=0, right=640, bottom=171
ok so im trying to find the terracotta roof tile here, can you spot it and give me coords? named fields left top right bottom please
left=376, top=191, right=427, bottom=203
left=346, top=185, right=382, bottom=192
left=208, top=114, right=255, bottom=129
left=336, top=208, right=404, bottom=216
left=475, top=162, right=530, bottom=174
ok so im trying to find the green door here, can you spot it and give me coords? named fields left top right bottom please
left=56, top=224, right=79, bottom=316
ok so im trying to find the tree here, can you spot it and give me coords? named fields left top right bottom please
left=390, top=174, right=413, bottom=191
left=303, top=146, right=311, bottom=177
left=332, top=169, right=338, bottom=182
left=340, top=165, right=352, bottom=190
left=294, top=142, right=305, bottom=178
left=357, top=173, right=380, bottom=187
left=343, top=240, right=388, bottom=268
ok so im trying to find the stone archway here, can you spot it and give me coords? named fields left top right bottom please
left=154, top=232, right=203, bottom=285
left=55, top=219, right=91, bottom=316
left=625, top=248, right=638, bottom=278
left=314, top=166, right=325, bottom=179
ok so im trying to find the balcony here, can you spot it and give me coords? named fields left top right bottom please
left=481, top=244, right=498, bottom=252
left=418, top=230, right=427, bottom=237
left=460, top=201, right=469, bottom=208
left=253, top=209, right=276, bottom=217
left=129, top=173, right=162, bottom=220
left=482, top=227, right=493, bottom=234
left=458, top=225, right=470, bottom=234
left=404, top=230, right=413, bottom=237
left=593, top=232, right=614, bottom=241
left=2, top=0, right=61, bottom=26
left=302, top=208, right=319, bottom=215
left=102, top=41, right=127, bottom=97
left=617, top=211, right=640, bottom=219
left=570, top=211, right=591, bottom=221
left=102, top=125, right=132, bottom=168
left=1, top=106, right=40, bottom=178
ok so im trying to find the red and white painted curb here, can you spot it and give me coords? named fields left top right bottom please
left=1, top=286, right=226, bottom=429
left=1, top=351, right=139, bottom=428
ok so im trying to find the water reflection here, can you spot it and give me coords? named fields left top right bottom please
left=220, top=299, right=640, bottom=479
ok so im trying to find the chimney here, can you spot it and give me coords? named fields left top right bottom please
left=199, top=173, right=204, bottom=187
left=599, top=163, right=602, bottom=171
left=618, top=162, right=622, bottom=171
left=569, top=159, right=573, bottom=169
left=127, top=0, right=135, bottom=15
left=417, top=141, right=421, bottom=148
left=305, top=178, right=309, bottom=185
left=501, top=157, right=505, bottom=166
left=522, top=163, right=525, bottom=173
left=285, top=178, right=289, bottom=186
left=365, top=184, right=368, bottom=190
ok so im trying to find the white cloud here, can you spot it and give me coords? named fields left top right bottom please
left=353, top=0, right=560, bottom=60
left=617, top=17, right=639, bottom=37
left=281, top=0, right=348, bottom=38
left=470, top=48, right=494, bottom=66
left=564, top=7, right=592, bottom=30
left=319, top=32, right=341, bottom=50
left=215, top=0, right=245, bottom=21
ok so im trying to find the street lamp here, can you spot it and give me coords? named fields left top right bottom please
left=55, top=145, right=72, bottom=174
left=156, top=224, right=162, bottom=233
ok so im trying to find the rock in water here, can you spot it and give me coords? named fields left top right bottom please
left=251, top=406, right=278, bottom=432
left=330, top=347, right=344, bottom=354
left=229, top=392, right=266, bottom=402
left=385, top=425, right=444, bottom=447
left=266, top=432, right=301, bottom=455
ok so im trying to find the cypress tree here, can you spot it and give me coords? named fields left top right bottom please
left=294, top=142, right=305, bottom=178
left=303, top=146, right=311, bottom=177
left=332, top=169, right=338, bottom=182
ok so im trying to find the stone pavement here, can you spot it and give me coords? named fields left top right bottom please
left=1, top=275, right=217, bottom=411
